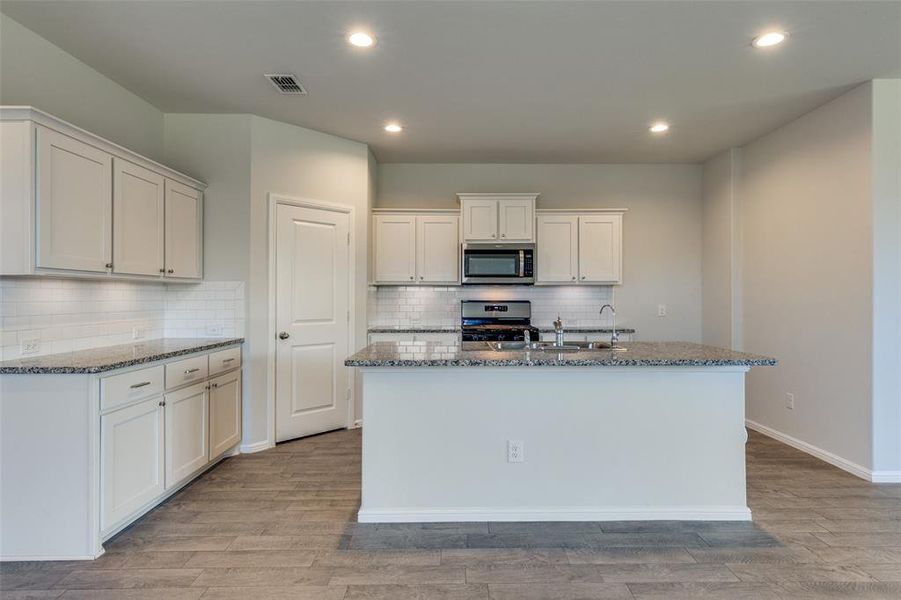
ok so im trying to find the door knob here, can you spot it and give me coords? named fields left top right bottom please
left=278, top=331, right=290, bottom=340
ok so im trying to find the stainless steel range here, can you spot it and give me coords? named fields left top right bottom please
left=460, top=300, right=540, bottom=342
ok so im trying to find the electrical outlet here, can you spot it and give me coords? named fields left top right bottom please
left=657, top=304, right=667, bottom=317
left=785, top=392, right=795, bottom=410
left=20, top=338, right=40, bottom=355
left=507, top=440, right=524, bottom=463
left=132, top=327, right=146, bottom=340
left=205, top=323, right=224, bottom=337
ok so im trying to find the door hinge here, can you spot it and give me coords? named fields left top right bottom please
left=347, top=309, right=350, bottom=323
left=347, top=232, right=351, bottom=245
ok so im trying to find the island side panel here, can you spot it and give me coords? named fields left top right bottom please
left=359, top=366, right=750, bottom=522
left=1, top=374, right=99, bottom=559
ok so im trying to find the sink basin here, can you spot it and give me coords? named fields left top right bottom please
left=487, top=341, right=581, bottom=352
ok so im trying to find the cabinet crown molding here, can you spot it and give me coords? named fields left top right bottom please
left=0, top=106, right=206, bottom=190
left=372, top=208, right=459, bottom=214
left=456, top=193, right=540, bottom=200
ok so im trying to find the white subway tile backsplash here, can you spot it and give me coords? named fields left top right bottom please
left=0, top=278, right=245, bottom=360
left=368, top=285, right=616, bottom=329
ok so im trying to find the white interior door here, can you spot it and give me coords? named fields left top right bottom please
left=276, top=203, right=351, bottom=442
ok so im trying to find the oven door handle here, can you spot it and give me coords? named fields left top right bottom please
left=519, top=250, right=525, bottom=277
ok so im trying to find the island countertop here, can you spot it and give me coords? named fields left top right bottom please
left=0, top=338, right=244, bottom=374
left=345, top=341, right=776, bottom=368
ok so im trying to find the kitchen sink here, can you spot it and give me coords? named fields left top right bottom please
left=485, top=340, right=626, bottom=353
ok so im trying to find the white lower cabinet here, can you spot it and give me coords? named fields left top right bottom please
left=99, top=346, right=242, bottom=537
left=164, top=381, right=210, bottom=489
left=210, top=370, right=242, bottom=461
left=100, top=396, right=165, bottom=532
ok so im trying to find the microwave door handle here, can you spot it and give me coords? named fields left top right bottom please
left=519, top=250, right=525, bottom=277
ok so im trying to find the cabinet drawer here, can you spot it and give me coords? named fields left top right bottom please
left=101, top=365, right=164, bottom=412
left=165, top=355, right=208, bottom=390
left=209, top=346, right=241, bottom=376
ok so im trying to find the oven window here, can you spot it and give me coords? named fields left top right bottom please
left=466, top=253, right=519, bottom=276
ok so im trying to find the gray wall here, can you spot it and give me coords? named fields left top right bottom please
left=378, top=163, right=704, bottom=342
left=0, top=14, right=165, bottom=162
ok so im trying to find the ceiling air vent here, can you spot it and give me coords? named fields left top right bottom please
left=265, top=73, right=307, bottom=95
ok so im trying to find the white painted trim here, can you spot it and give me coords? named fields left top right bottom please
left=358, top=506, right=752, bottom=523
left=240, top=439, right=273, bottom=454
left=372, top=208, right=460, bottom=215
left=535, top=208, right=629, bottom=214
left=267, top=193, right=357, bottom=446
left=350, top=419, right=363, bottom=429
left=746, top=419, right=878, bottom=482
left=0, top=106, right=206, bottom=189
left=1, top=550, right=104, bottom=562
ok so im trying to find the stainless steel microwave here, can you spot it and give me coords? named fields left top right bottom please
left=461, top=243, right=534, bottom=285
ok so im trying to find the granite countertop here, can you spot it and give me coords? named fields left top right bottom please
left=368, top=327, right=461, bottom=333
left=345, top=341, right=776, bottom=368
left=536, top=326, right=636, bottom=334
left=0, top=338, right=244, bottom=375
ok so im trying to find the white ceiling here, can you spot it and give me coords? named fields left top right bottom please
left=2, top=1, right=899, bottom=163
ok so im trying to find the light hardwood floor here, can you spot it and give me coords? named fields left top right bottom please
left=3, top=429, right=901, bottom=599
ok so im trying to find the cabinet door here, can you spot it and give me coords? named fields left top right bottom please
left=416, top=215, right=459, bottom=284
left=35, top=126, right=112, bottom=272
left=461, top=199, right=498, bottom=241
left=101, top=397, right=164, bottom=532
left=373, top=215, right=416, bottom=283
left=536, top=215, right=578, bottom=283
left=164, top=180, right=203, bottom=279
left=578, top=214, right=622, bottom=284
left=164, top=381, right=209, bottom=489
left=209, top=370, right=242, bottom=461
left=498, top=198, right=534, bottom=242
left=113, top=159, right=164, bottom=276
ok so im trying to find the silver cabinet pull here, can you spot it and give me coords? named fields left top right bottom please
left=210, top=382, right=219, bottom=389
left=409, top=275, right=414, bottom=280
left=184, top=367, right=200, bottom=374
left=105, top=262, right=113, bottom=269
left=159, top=400, right=165, bottom=407
left=159, top=268, right=165, bottom=273
left=130, top=381, right=152, bottom=389
left=167, top=269, right=174, bottom=274
left=222, top=358, right=235, bottom=363
left=581, top=275, right=586, bottom=280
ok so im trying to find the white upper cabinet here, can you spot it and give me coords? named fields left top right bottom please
left=498, top=197, right=534, bottom=242
left=0, top=107, right=206, bottom=280
left=536, top=215, right=578, bottom=283
left=164, top=180, right=203, bottom=280
left=461, top=198, right=498, bottom=241
left=536, top=211, right=624, bottom=285
left=113, top=159, right=165, bottom=276
left=373, top=214, right=417, bottom=283
left=459, top=194, right=537, bottom=242
left=373, top=211, right=459, bottom=285
left=579, top=214, right=622, bottom=284
left=416, top=214, right=460, bottom=283
left=36, top=126, right=112, bottom=273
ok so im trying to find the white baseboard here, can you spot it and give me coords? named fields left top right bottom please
left=350, top=419, right=363, bottom=429
left=870, top=471, right=901, bottom=483
left=745, top=419, right=896, bottom=483
left=357, top=505, right=752, bottom=523
left=240, top=439, right=273, bottom=454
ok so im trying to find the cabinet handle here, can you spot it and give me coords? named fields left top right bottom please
left=492, top=233, right=497, bottom=238
left=419, top=276, right=424, bottom=280
left=159, top=401, right=165, bottom=407
left=581, top=276, right=586, bottom=280
left=571, top=276, right=576, bottom=281
left=159, top=268, right=165, bottom=273
left=105, top=263, right=113, bottom=269
left=184, top=367, right=200, bottom=374
left=409, top=275, right=414, bottom=280
left=211, top=382, right=219, bottom=389
left=130, top=381, right=152, bottom=389
left=167, top=269, right=174, bottom=274
left=222, top=358, right=235, bottom=363
left=501, top=233, right=506, bottom=238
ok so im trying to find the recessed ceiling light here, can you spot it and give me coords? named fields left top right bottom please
left=348, top=31, right=376, bottom=48
left=384, top=123, right=403, bottom=133
left=752, top=31, right=787, bottom=48
left=649, top=121, right=670, bottom=134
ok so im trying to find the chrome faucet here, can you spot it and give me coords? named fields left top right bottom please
left=523, top=328, right=531, bottom=347
left=599, top=304, right=619, bottom=347
left=553, top=315, right=565, bottom=347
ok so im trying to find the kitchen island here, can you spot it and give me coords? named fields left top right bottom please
left=346, top=341, right=776, bottom=523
